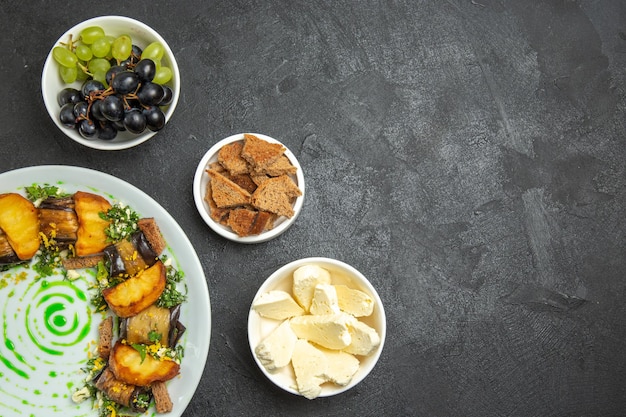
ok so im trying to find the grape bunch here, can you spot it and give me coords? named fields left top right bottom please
left=52, top=25, right=174, bottom=140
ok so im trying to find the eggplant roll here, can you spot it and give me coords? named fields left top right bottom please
left=95, top=368, right=152, bottom=413
left=120, top=304, right=185, bottom=347
left=0, top=228, right=20, bottom=265
left=104, top=231, right=159, bottom=278
left=38, top=196, right=79, bottom=246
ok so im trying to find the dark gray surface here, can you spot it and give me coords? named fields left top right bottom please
left=1, top=0, right=626, bottom=416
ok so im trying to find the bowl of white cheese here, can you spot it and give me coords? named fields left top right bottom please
left=247, top=257, right=386, bottom=399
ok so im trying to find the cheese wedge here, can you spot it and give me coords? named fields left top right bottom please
left=334, top=284, right=374, bottom=317
left=289, top=312, right=353, bottom=350
left=255, top=320, right=298, bottom=371
left=252, top=290, right=304, bottom=320
left=344, top=320, right=380, bottom=356
left=309, top=284, right=340, bottom=315
left=319, top=347, right=360, bottom=386
left=291, top=339, right=327, bottom=400
left=292, top=265, right=331, bottom=311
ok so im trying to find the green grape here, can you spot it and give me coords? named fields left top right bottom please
left=141, top=41, right=165, bottom=61
left=52, top=46, right=78, bottom=68
left=112, top=35, right=132, bottom=61
left=80, top=26, right=105, bottom=44
left=76, top=64, right=89, bottom=81
left=88, top=58, right=111, bottom=75
left=59, top=65, right=78, bottom=83
left=91, top=36, right=111, bottom=58
left=153, top=66, right=172, bottom=84
left=75, top=43, right=93, bottom=61
left=93, top=70, right=108, bottom=87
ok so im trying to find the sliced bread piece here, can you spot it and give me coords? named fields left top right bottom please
left=217, top=140, right=249, bottom=176
left=227, top=208, right=273, bottom=236
left=262, top=154, right=297, bottom=177
left=241, top=134, right=285, bottom=172
left=207, top=169, right=252, bottom=208
left=137, top=217, right=166, bottom=255
left=251, top=175, right=302, bottom=218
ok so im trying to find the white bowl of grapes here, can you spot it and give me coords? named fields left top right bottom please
left=41, top=16, right=180, bottom=150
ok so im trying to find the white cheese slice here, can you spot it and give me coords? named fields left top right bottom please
left=289, top=312, right=353, bottom=350
left=291, top=339, right=327, bottom=400
left=319, top=347, right=360, bottom=386
left=255, top=320, right=298, bottom=371
left=344, top=319, right=381, bottom=356
left=252, top=290, right=304, bottom=320
left=292, top=265, right=331, bottom=311
left=309, top=284, right=340, bottom=315
left=334, top=284, right=374, bottom=317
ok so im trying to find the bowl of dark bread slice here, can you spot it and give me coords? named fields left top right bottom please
left=193, top=133, right=305, bottom=243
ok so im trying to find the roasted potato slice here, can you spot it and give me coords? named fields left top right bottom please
left=0, top=193, right=40, bottom=260
left=109, top=341, right=180, bottom=387
left=74, top=191, right=112, bottom=256
left=103, top=261, right=166, bottom=318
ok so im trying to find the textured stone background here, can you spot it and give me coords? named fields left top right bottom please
left=1, top=0, right=625, bottom=415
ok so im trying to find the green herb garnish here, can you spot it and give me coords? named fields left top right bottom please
left=24, top=184, right=68, bottom=201
left=157, top=259, right=187, bottom=308
left=99, top=203, right=140, bottom=243
left=132, top=343, right=147, bottom=363
left=148, top=330, right=162, bottom=343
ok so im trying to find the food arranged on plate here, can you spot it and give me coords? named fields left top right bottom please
left=203, top=133, right=303, bottom=237
left=51, top=24, right=174, bottom=140
left=0, top=184, right=187, bottom=416
left=251, top=263, right=381, bottom=399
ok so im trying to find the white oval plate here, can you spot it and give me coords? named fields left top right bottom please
left=0, top=165, right=210, bottom=416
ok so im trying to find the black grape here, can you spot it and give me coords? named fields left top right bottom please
left=81, top=79, right=105, bottom=99
left=123, top=108, right=147, bottom=134
left=136, top=82, right=164, bottom=106
left=97, top=121, right=118, bottom=140
left=143, top=106, right=165, bottom=132
left=134, top=59, right=156, bottom=82
left=91, top=99, right=107, bottom=121
left=101, top=95, right=124, bottom=122
left=78, top=119, right=97, bottom=138
left=159, top=85, right=173, bottom=106
left=73, top=101, right=89, bottom=119
left=57, top=88, right=82, bottom=106
left=106, top=65, right=127, bottom=86
left=111, top=71, right=139, bottom=95
left=59, top=103, right=76, bottom=128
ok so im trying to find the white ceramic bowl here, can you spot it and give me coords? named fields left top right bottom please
left=41, top=15, right=180, bottom=150
left=193, top=133, right=305, bottom=243
left=248, top=257, right=386, bottom=398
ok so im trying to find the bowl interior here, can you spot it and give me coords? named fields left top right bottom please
left=193, top=133, right=305, bottom=244
left=247, top=257, right=386, bottom=398
left=41, top=15, right=180, bottom=150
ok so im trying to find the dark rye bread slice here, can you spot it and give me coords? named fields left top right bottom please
left=137, top=217, right=166, bottom=255
left=241, top=134, right=285, bottom=173
left=251, top=175, right=302, bottom=218
left=227, top=208, right=274, bottom=237
left=98, top=316, right=113, bottom=359
left=152, top=380, right=174, bottom=413
left=207, top=169, right=252, bottom=208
